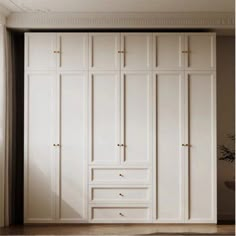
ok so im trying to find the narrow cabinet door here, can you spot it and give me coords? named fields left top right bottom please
left=185, top=72, right=216, bottom=223
left=153, top=33, right=184, bottom=70
left=154, top=72, right=185, bottom=223
left=57, top=33, right=88, bottom=70
left=89, top=72, right=120, bottom=165
left=121, top=33, right=152, bottom=70
left=185, top=34, right=216, bottom=70
left=24, top=72, right=57, bottom=222
left=89, top=33, right=120, bottom=70
left=121, top=72, right=152, bottom=165
left=25, top=33, right=57, bottom=71
left=59, top=72, right=87, bottom=222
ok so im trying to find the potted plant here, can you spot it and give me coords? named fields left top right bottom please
left=218, top=134, right=235, bottom=191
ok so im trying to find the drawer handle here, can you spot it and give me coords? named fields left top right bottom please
left=119, top=212, right=124, bottom=216
left=119, top=193, right=124, bottom=197
left=119, top=173, right=124, bottom=177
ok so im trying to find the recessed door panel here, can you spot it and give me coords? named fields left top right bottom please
left=155, top=72, right=184, bottom=222
left=121, top=72, right=151, bottom=165
left=58, top=33, right=88, bottom=70
left=59, top=73, right=86, bottom=220
left=186, top=72, right=216, bottom=222
left=186, top=34, right=215, bottom=70
left=25, top=73, right=56, bottom=221
left=25, top=33, right=56, bottom=70
left=89, top=33, right=120, bottom=70
left=121, top=33, right=152, bottom=70
left=90, top=72, right=120, bottom=164
left=153, top=34, right=184, bottom=70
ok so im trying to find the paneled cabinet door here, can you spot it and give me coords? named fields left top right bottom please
left=121, top=72, right=152, bottom=165
left=25, top=33, right=57, bottom=71
left=121, top=33, right=152, bottom=70
left=185, top=72, right=216, bottom=223
left=59, top=72, right=87, bottom=221
left=185, top=34, right=216, bottom=70
left=24, top=72, right=56, bottom=222
left=154, top=72, right=185, bottom=223
left=57, top=33, right=88, bottom=70
left=89, top=33, right=120, bottom=70
left=89, top=72, right=120, bottom=165
left=153, top=34, right=185, bottom=70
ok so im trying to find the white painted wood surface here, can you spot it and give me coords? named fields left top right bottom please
left=24, top=32, right=216, bottom=224
left=24, top=72, right=56, bottom=222
left=57, top=33, right=88, bottom=70
left=58, top=72, right=87, bottom=221
left=153, top=33, right=184, bottom=70
left=184, top=71, right=216, bottom=223
left=154, top=72, right=185, bottom=223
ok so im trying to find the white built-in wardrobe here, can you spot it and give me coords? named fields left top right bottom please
left=24, top=32, right=216, bottom=224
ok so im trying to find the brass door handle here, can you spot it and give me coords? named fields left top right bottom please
left=182, top=50, right=191, bottom=53
left=118, top=51, right=125, bottom=53
left=182, top=144, right=191, bottom=147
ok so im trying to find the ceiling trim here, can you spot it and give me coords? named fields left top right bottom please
left=6, top=12, right=235, bottom=29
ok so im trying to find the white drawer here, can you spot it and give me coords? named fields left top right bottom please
left=90, top=206, right=150, bottom=222
left=90, top=186, right=150, bottom=203
left=90, top=168, right=150, bottom=184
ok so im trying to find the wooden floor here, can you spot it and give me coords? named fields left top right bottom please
left=0, top=224, right=235, bottom=235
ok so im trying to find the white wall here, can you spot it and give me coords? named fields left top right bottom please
left=217, top=36, right=235, bottom=221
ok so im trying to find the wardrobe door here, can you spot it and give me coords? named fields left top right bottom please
left=121, top=33, right=152, bottom=70
left=153, top=34, right=184, bottom=70
left=185, top=34, right=216, bottom=70
left=154, top=72, right=185, bottom=223
left=89, top=72, right=120, bottom=165
left=59, top=72, right=87, bottom=222
left=89, top=33, right=120, bottom=70
left=121, top=72, right=152, bottom=165
left=57, top=33, right=88, bottom=70
left=24, top=72, right=56, bottom=223
left=185, top=72, right=216, bottom=223
left=25, top=33, right=57, bottom=71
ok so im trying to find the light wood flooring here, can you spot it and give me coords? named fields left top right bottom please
left=0, top=224, right=235, bottom=235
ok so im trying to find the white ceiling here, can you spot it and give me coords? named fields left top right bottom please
left=0, top=0, right=234, bottom=13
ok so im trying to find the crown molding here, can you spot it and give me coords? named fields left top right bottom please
left=0, top=3, right=10, bottom=24
left=6, top=12, right=235, bottom=29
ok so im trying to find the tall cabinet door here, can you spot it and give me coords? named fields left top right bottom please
left=185, top=72, right=216, bottom=223
left=121, top=72, right=152, bottom=165
left=154, top=72, right=185, bottom=223
left=89, top=72, right=120, bottom=165
left=58, top=72, right=87, bottom=222
left=24, top=72, right=57, bottom=223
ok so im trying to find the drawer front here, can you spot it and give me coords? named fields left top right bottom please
left=90, top=206, right=150, bottom=222
left=90, top=187, right=150, bottom=202
left=90, top=168, right=150, bottom=184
